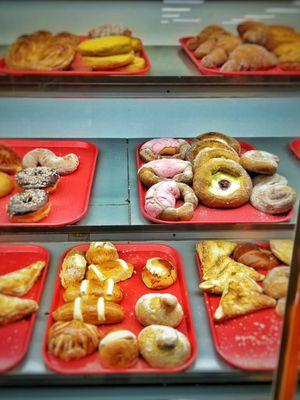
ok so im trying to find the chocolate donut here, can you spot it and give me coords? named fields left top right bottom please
left=16, top=167, right=60, bottom=192
left=7, top=189, right=49, bottom=217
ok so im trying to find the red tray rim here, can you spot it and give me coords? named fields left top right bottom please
left=179, top=37, right=300, bottom=77
left=42, top=242, right=198, bottom=375
left=0, top=138, right=98, bottom=227
left=289, top=138, right=300, bottom=160
left=0, top=244, right=50, bottom=373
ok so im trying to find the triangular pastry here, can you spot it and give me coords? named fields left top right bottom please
left=214, top=279, right=276, bottom=322
left=0, top=260, right=46, bottom=296
left=196, top=241, right=237, bottom=275
left=0, top=293, right=38, bottom=325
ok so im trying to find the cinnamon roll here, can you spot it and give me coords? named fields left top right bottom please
left=250, top=183, right=296, bottom=214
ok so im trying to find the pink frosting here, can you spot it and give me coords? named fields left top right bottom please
left=141, top=138, right=187, bottom=155
left=145, top=181, right=180, bottom=217
left=141, top=159, right=189, bottom=178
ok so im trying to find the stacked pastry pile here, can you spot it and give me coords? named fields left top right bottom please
left=0, top=144, right=79, bottom=222
left=196, top=240, right=293, bottom=321
left=138, top=133, right=296, bottom=221
left=186, top=21, right=300, bottom=72
left=47, top=242, right=192, bottom=369
left=0, top=260, right=46, bottom=326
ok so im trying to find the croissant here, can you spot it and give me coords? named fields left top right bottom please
left=195, top=33, right=240, bottom=60
left=237, top=21, right=271, bottom=47
left=60, top=248, right=87, bottom=289
left=63, top=279, right=123, bottom=303
left=187, top=25, right=227, bottom=51
left=52, top=297, right=124, bottom=325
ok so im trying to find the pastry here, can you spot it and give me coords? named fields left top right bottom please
left=138, top=325, right=191, bottom=368
left=77, top=36, right=132, bottom=56
left=7, top=189, right=51, bottom=223
left=195, top=132, right=241, bottom=155
left=138, top=159, right=193, bottom=187
left=201, top=47, right=228, bottom=68
left=276, top=297, right=286, bottom=318
left=47, top=320, right=101, bottom=361
left=86, top=242, right=119, bottom=265
left=240, top=150, right=279, bottom=174
left=142, top=258, right=177, bottom=289
left=196, top=240, right=237, bottom=275
left=86, top=259, right=134, bottom=283
left=0, top=144, right=22, bottom=174
left=15, top=167, right=60, bottom=193
left=60, top=248, right=87, bottom=289
left=82, top=52, right=134, bottom=70
left=274, top=41, right=300, bottom=70
left=186, top=139, right=238, bottom=163
left=270, top=240, right=293, bottom=266
left=145, top=180, right=198, bottom=221
left=5, top=30, right=79, bottom=71
left=88, top=24, right=132, bottom=38
left=193, top=148, right=240, bottom=172
left=214, top=280, right=276, bottom=322
left=98, top=330, right=138, bottom=369
left=252, top=173, right=288, bottom=190
left=267, top=25, right=300, bottom=50
left=221, top=44, right=278, bottom=72
left=195, top=34, right=240, bottom=60
left=135, top=293, right=183, bottom=327
left=0, top=260, right=46, bottom=296
left=22, top=148, right=79, bottom=175
left=232, top=243, right=280, bottom=270
left=237, top=21, right=271, bottom=47
left=131, top=37, right=143, bottom=52
left=250, top=183, right=296, bottom=214
left=139, top=138, right=190, bottom=163
left=118, top=56, right=145, bottom=72
left=193, top=158, right=252, bottom=208
left=0, top=293, right=38, bottom=325
left=263, top=267, right=290, bottom=299
left=0, top=171, right=14, bottom=198
left=52, top=297, right=124, bottom=325
left=63, top=278, right=123, bottom=303
left=187, top=25, right=227, bottom=51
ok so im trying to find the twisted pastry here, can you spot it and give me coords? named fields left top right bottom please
left=250, top=183, right=296, bottom=214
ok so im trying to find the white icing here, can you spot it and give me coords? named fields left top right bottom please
left=100, top=330, right=136, bottom=346
left=97, top=297, right=105, bottom=322
left=214, top=306, right=224, bottom=320
left=80, top=280, right=89, bottom=295
left=91, top=241, right=115, bottom=250
left=209, top=177, right=240, bottom=197
left=105, top=279, right=114, bottom=296
left=117, top=259, right=129, bottom=270
left=72, top=253, right=86, bottom=266
left=73, top=297, right=83, bottom=321
left=89, top=264, right=106, bottom=281
left=146, top=258, right=167, bottom=277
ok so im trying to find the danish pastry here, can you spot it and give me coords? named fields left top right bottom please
left=232, top=243, right=280, bottom=270
left=240, top=150, right=279, bottom=174
left=193, top=158, right=252, bottom=208
left=142, top=258, right=177, bottom=289
left=270, top=240, right=293, bottom=266
left=48, top=320, right=101, bottom=361
left=98, top=330, right=138, bottom=369
left=0, top=293, right=38, bottom=325
left=186, top=139, right=238, bottom=163
left=86, top=260, right=134, bottom=283
left=138, top=159, right=193, bottom=187
left=0, top=171, right=14, bottom=198
left=263, top=266, right=290, bottom=299
left=77, top=36, right=132, bottom=57
left=140, top=138, right=190, bottom=163
left=138, top=325, right=191, bottom=368
left=0, top=144, right=22, bottom=174
left=60, top=248, right=87, bottom=289
left=52, top=297, right=124, bottom=325
left=250, top=183, right=296, bottom=214
left=86, top=242, right=119, bottom=265
left=193, top=148, right=240, bottom=172
left=145, top=180, right=198, bottom=221
left=135, top=293, right=183, bottom=327
left=195, top=132, right=241, bottom=155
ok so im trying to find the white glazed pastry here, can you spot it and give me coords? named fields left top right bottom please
left=86, top=242, right=119, bottom=265
left=142, top=258, right=177, bottom=289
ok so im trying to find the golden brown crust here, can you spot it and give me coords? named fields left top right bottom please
left=196, top=240, right=237, bottom=275
left=141, top=258, right=177, bottom=290
left=193, top=148, right=240, bottom=172
left=186, top=140, right=237, bottom=163
left=263, top=266, right=290, bottom=299
left=60, top=248, right=87, bottom=289
left=9, top=201, right=51, bottom=223
left=86, top=242, right=119, bottom=265
left=270, top=240, right=293, bottom=265
left=240, top=150, right=279, bottom=174
left=0, top=293, right=38, bottom=325
left=195, top=132, right=241, bottom=155
left=86, top=259, right=134, bottom=283
left=0, top=144, right=22, bottom=175
left=63, top=279, right=123, bottom=303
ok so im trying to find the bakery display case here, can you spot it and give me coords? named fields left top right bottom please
left=0, top=1, right=300, bottom=399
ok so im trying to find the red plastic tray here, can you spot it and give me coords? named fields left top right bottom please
left=195, top=243, right=282, bottom=371
left=42, top=243, right=197, bottom=374
left=0, top=139, right=98, bottom=227
left=0, top=244, right=49, bottom=373
left=136, top=140, right=294, bottom=224
left=289, top=138, right=300, bottom=160
left=180, top=37, right=300, bottom=77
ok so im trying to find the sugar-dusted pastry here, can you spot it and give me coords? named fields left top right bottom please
left=52, top=297, right=124, bottom=325
left=139, top=138, right=191, bottom=163
left=214, top=280, right=276, bottom=322
left=0, top=171, right=14, bottom=198
left=145, top=180, right=198, bottom=221
left=86, top=259, right=134, bottom=283
left=232, top=243, right=280, bottom=270
left=250, top=183, right=296, bottom=215
left=263, top=266, right=290, bottom=299
left=270, top=240, right=293, bottom=266
left=63, top=278, right=123, bottom=303
left=88, top=24, right=132, bottom=38
left=240, top=150, right=279, bottom=175
left=135, top=293, right=183, bottom=327
left=186, top=139, right=238, bottom=163
left=193, top=158, right=252, bottom=208
left=196, top=240, right=237, bottom=275
left=48, top=320, right=102, bottom=361
left=193, top=148, right=240, bottom=172
left=195, top=132, right=241, bottom=155
left=138, top=325, right=191, bottom=368
left=0, top=143, right=22, bottom=174
left=60, top=248, right=87, bottom=289
left=85, top=242, right=119, bottom=265
left=276, top=297, right=286, bottom=318
left=0, top=260, right=46, bottom=296
left=142, top=258, right=177, bottom=289
left=99, top=330, right=138, bottom=369
left=252, top=173, right=288, bottom=191
left=0, top=293, right=38, bottom=325
left=138, top=159, right=193, bottom=187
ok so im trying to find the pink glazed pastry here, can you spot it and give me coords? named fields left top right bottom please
left=139, top=138, right=190, bottom=162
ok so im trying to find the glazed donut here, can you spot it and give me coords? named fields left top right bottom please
left=195, top=132, right=241, bottom=155
left=240, top=150, right=279, bottom=174
left=7, top=189, right=50, bottom=222
left=193, top=148, right=240, bottom=172
left=186, top=140, right=238, bottom=163
left=138, top=159, right=193, bottom=187
left=15, top=167, right=60, bottom=193
left=193, top=158, right=252, bottom=208
left=22, top=148, right=79, bottom=175
left=250, top=183, right=296, bottom=214
left=145, top=180, right=198, bottom=221
left=139, top=139, right=190, bottom=163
